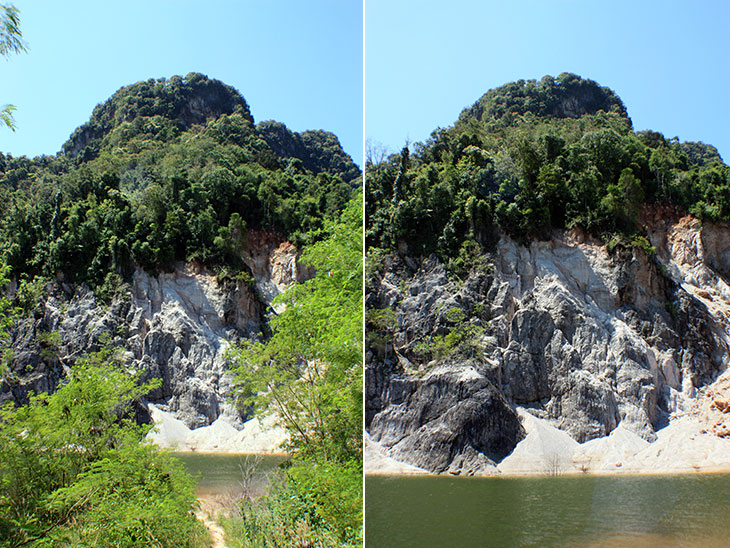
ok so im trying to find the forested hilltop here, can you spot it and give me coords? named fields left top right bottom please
left=365, top=74, right=730, bottom=477
left=367, top=73, right=727, bottom=270
left=1, top=73, right=360, bottom=294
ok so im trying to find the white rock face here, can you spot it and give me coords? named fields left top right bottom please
left=130, top=266, right=241, bottom=427
left=4, top=233, right=307, bottom=452
left=364, top=432, right=429, bottom=475
left=367, top=215, right=730, bottom=475
left=374, top=407, right=730, bottom=476
left=126, top=250, right=304, bottom=447
left=240, top=230, right=312, bottom=312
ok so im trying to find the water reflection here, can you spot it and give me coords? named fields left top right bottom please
left=172, top=452, right=287, bottom=498
left=365, top=474, right=730, bottom=548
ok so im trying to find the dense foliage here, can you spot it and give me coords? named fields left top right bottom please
left=0, top=266, right=15, bottom=358
left=366, top=73, right=729, bottom=269
left=0, top=73, right=360, bottom=292
left=228, top=192, right=363, bottom=546
left=0, top=345, right=209, bottom=548
left=460, top=73, right=627, bottom=124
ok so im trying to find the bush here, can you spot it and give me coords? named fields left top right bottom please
left=0, top=347, right=208, bottom=548
left=48, top=445, right=209, bottom=548
left=286, top=458, right=363, bottom=544
left=221, top=459, right=361, bottom=548
left=414, top=307, right=487, bottom=364
left=15, top=275, right=50, bottom=314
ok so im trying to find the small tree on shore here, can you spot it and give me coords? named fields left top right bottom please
left=229, top=191, right=363, bottom=546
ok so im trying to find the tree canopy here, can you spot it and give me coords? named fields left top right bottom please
left=0, top=74, right=360, bottom=295
left=366, top=74, right=729, bottom=270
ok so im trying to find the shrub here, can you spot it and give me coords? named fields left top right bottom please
left=221, top=460, right=361, bottom=548
left=0, top=347, right=208, bottom=548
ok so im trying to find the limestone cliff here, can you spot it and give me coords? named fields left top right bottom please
left=1, top=231, right=304, bottom=447
left=366, top=213, right=730, bottom=474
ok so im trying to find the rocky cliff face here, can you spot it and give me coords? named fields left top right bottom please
left=366, top=213, right=730, bottom=474
left=1, top=231, right=305, bottom=433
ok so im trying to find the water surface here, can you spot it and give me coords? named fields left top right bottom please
left=173, top=452, right=287, bottom=498
left=366, top=473, right=730, bottom=547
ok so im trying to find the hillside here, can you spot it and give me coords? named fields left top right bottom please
left=1, top=73, right=359, bottom=291
left=0, top=73, right=360, bottom=428
left=365, top=74, right=730, bottom=475
left=0, top=72, right=362, bottom=546
left=367, top=73, right=727, bottom=263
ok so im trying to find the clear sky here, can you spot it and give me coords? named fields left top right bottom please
left=0, top=0, right=363, bottom=167
left=365, top=0, right=730, bottom=163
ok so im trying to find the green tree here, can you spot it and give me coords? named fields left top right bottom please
left=0, top=347, right=208, bottom=547
left=649, top=146, right=675, bottom=200
left=0, top=265, right=17, bottom=372
left=229, top=191, right=363, bottom=545
left=1, top=3, right=26, bottom=130
left=601, top=167, right=644, bottom=230
left=233, top=192, right=362, bottom=460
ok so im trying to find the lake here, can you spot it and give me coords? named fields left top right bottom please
left=365, top=473, right=730, bottom=547
left=173, top=452, right=287, bottom=498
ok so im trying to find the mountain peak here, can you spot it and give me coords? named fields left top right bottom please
left=459, top=73, right=628, bottom=125
left=62, top=73, right=251, bottom=159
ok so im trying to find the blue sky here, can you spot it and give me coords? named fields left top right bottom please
left=365, top=0, right=730, bottom=163
left=3, top=2, right=729, bottom=171
left=0, top=0, right=363, bottom=167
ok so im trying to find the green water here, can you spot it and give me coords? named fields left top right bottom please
left=365, top=474, right=730, bottom=548
left=173, top=453, right=287, bottom=498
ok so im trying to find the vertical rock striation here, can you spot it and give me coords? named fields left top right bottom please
left=1, top=232, right=306, bottom=433
left=367, top=216, right=730, bottom=474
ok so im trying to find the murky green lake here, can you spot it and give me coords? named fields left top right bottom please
left=365, top=473, right=730, bottom=547
left=173, top=453, right=287, bottom=498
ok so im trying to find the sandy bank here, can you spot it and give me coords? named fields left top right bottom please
left=146, top=404, right=287, bottom=453
left=366, top=406, right=730, bottom=478
left=365, top=433, right=429, bottom=475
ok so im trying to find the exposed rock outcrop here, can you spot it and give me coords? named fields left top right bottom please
left=63, top=74, right=252, bottom=159
left=2, top=234, right=306, bottom=445
left=367, top=214, right=730, bottom=475
left=370, top=365, right=524, bottom=474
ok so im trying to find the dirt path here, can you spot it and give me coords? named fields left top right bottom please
left=197, top=497, right=232, bottom=548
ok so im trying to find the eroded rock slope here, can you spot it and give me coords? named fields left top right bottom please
left=366, top=214, right=730, bottom=474
left=2, top=232, right=305, bottom=435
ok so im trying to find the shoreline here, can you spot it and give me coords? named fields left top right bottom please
left=365, top=464, right=730, bottom=479
left=169, top=449, right=290, bottom=457
left=366, top=406, right=730, bottom=479
left=146, top=405, right=288, bottom=454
